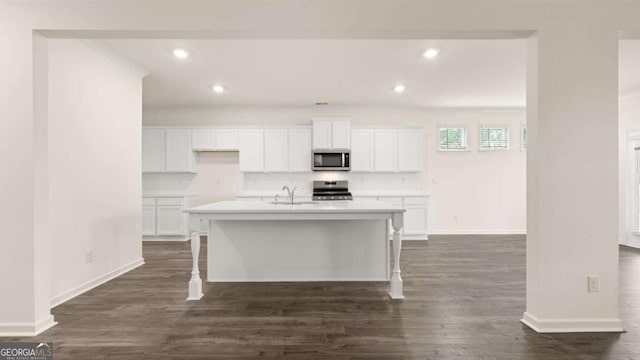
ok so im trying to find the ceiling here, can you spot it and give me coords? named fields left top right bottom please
left=101, top=39, right=640, bottom=108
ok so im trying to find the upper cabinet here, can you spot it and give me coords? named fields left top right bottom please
left=312, top=118, right=351, bottom=150
left=238, top=129, right=265, bottom=172
left=142, top=129, right=165, bottom=172
left=264, top=129, right=289, bottom=172
left=288, top=128, right=312, bottom=172
left=374, top=129, right=398, bottom=172
left=351, top=127, right=423, bottom=173
left=165, top=129, right=196, bottom=172
left=216, top=129, right=239, bottom=150
left=350, top=129, right=374, bottom=172
left=397, top=129, right=423, bottom=172
left=191, top=129, right=238, bottom=151
left=331, top=119, right=351, bottom=149
left=142, top=128, right=196, bottom=173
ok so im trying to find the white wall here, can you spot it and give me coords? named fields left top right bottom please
left=2, top=0, right=637, bottom=335
left=619, top=94, right=640, bottom=247
left=144, top=106, right=526, bottom=234
left=48, top=40, right=144, bottom=305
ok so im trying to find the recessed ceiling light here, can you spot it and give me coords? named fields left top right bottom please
left=394, top=84, right=406, bottom=93
left=423, top=48, right=440, bottom=59
left=172, top=49, right=189, bottom=59
left=212, top=85, right=225, bottom=93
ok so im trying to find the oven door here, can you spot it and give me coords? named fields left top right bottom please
left=312, top=151, right=350, bottom=171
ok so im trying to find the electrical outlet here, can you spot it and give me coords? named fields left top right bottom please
left=588, top=275, right=600, bottom=293
left=85, top=249, right=93, bottom=263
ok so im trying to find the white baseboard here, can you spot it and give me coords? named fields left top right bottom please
left=521, top=312, right=623, bottom=333
left=0, top=314, right=57, bottom=337
left=50, top=257, right=145, bottom=308
left=429, top=229, right=526, bottom=235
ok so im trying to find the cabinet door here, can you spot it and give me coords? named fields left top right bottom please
left=404, top=206, right=428, bottom=236
left=397, top=129, right=423, bottom=172
left=288, top=128, right=312, bottom=172
left=350, top=129, right=374, bottom=172
left=238, top=129, right=265, bottom=172
left=141, top=205, right=156, bottom=235
left=216, top=129, right=239, bottom=150
left=264, top=129, right=289, bottom=172
left=156, top=205, right=185, bottom=235
left=374, top=129, right=398, bottom=172
left=192, top=129, right=216, bottom=151
left=312, top=119, right=332, bottom=149
left=165, top=129, right=194, bottom=172
left=331, top=119, right=351, bottom=149
left=142, top=129, right=165, bottom=172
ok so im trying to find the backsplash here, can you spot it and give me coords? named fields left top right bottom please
left=242, top=172, right=426, bottom=195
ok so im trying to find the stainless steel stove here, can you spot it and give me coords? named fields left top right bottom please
left=312, top=180, right=353, bottom=201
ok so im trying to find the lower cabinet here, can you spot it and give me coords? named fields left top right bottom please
left=141, top=204, right=156, bottom=236
left=142, top=196, right=193, bottom=239
left=404, top=206, right=428, bottom=236
left=358, top=195, right=429, bottom=240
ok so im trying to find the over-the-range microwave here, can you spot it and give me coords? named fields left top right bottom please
left=312, top=150, right=350, bottom=171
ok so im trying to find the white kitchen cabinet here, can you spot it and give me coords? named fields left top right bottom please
left=143, top=128, right=195, bottom=173
left=142, top=196, right=193, bottom=239
left=288, top=128, right=312, bottom=172
left=354, top=195, right=428, bottom=239
left=404, top=207, right=428, bottom=236
left=312, top=118, right=351, bottom=150
left=403, top=196, right=429, bottom=238
left=397, top=129, right=423, bottom=172
left=312, top=119, right=332, bottom=149
left=142, top=129, right=165, bottom=172
left=165, top=129, right=196, bottom=172
left=215, top=129, right=239, bottom=150
left=192, top=129, right=216, bottom=151
left=264, top=129, right=289, bottom=172
left=332, top=119, right=351, bottom=149
left=374, top=129, right=398, bottom=172
left=238, top=129, right=265, bottom=172
left=156, top=205, right=185, bottom=235
left=192, top=129, right=239, bottom=151
left=350, top=129, right=374, bottom=172
left=141, top=203, right=156, bottom=236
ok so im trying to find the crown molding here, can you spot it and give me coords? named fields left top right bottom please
left=80, top=39, right=150, bottom=78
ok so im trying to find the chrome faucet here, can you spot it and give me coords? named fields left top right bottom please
left=282, top=185, right=298, bottom=204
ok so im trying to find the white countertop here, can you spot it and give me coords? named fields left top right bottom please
left=185, top=199, right=404, bottom=214
left=143, top=193, right=198, bottom=198
left=237, top=191, right=430, bottom=198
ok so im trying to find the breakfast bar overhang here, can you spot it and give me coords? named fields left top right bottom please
left=184, top=200, right=405, bottom=300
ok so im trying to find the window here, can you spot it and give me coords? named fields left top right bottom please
left=480, top=126, right=509, bottom=150
left=439, top=127, right=468, bottom=151
left=522, top=125, right=528, bottom=150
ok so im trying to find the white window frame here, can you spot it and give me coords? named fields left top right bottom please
left=478, top=124, right=510, bottom=151
left=437, top=126, right=469, bottom=152
left=521, top=123, right=527, bottom=151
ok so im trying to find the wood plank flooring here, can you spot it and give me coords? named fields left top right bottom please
left=4, top=235, right=640, bottom=359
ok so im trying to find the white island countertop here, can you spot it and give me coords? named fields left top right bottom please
left=184, top=199, right=407, bottom=300
left=185, top=199, right=405, bottom=214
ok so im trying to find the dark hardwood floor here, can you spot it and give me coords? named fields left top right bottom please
left=5, top=235, right=640, bottom=359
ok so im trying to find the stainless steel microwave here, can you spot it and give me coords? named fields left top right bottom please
left=312, top=150, right=350, bottom=171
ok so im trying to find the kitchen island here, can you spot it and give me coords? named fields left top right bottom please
left=184, top=200, right=405, bottom=300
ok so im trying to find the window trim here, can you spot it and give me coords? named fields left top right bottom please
left=437, top=126, right=470, bottom=152
left=478, top=124, right=511, bottom=152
